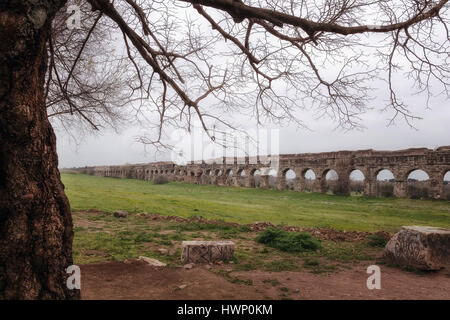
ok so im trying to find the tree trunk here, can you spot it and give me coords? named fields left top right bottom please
left=0, top=1, right=79, bottom=299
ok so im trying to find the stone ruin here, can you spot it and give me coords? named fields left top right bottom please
left=181, top=241, right=235, bottom=264
left=74, top=146, right=450, bottom=199
left=384, top=226, right=450, bottom=270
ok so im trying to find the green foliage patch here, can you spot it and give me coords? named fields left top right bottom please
left=256, top=228, right=321, bottom=253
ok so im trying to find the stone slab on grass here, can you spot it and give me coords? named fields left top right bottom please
left=139, top=256, right=167, bottom=267
left=181, top=241, right=234, bottom=264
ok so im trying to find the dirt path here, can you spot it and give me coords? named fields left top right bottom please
left=80, top=260, right=450, bottom=300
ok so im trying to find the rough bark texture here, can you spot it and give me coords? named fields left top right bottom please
left=0, top=1, right=79, bottom=299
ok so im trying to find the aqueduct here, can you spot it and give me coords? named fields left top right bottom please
left=75, top=146, right=450, bottom=199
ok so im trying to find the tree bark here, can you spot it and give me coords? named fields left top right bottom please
left=0, top=1, right=79, bottom=299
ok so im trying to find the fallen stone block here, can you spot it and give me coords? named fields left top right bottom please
left=181, top=241, right=234, bottom=264
left=183, top=263, right=194, bottom=270
left=158, top=248, right=169, bottom=255
left=114, top=210, right=128, bottom=218
left=139, top=256, right=167, bottom=267
left=383, top=226, right=450, bottom=270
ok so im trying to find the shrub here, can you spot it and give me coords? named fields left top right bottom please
left=407, top=185, right=429, bottom=199
left=379, top=184, right=394, bottom=197
left=367, top=234, right=388, bottom=248
left=256, top=228, right=320, bottom=252
left=349, top=181, right=365, bottom=194
left=153, top=175, right=169, bottom=184
left=331, top=180, right=349, bottom=195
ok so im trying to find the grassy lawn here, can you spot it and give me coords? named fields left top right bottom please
left=71, top=209, right=380, bottom=274
left=62, top=173, right=450, bottom=232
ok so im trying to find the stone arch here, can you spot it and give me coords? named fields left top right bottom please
left=406, top=169, right=430, bottom=199
left=323, top=168, right=339, bottom=180
left=195, top=170, right=203, bottom=177
left=349, top=169, right=365, bottom=195
left=251, top=169, right=261, bottom=188
left=201, top=169, right=211, bottom=184
left=267, top=168, right=278, bottom=189
left=375, top=169, right=395, bottom=197
left=238, top=168, right=246, bottom=186
left=322, top=168, right=340, bottom=194
left=222, top=169, right=233, bottom=186
left=443, top=169, right=450, bottom=200
left=302, top=168, right=316, bottom=192
left=281, top=168, right=296, bottom=190
left=303, top=168, right=316, bottom=180
left=210, top=169, right=222, bottom=185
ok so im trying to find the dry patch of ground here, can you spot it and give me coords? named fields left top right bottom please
left=73, top=210, right=450, bottom=299
left=80, top=260, right=450, bottom=300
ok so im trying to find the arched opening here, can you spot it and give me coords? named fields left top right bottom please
left=303, top=169, right=316, bottom=192
left=203, top=169, right=211, bottom=184
left=285, top=169, right=296, bottom=190
left=239, top=169, right=246, bottom=186
left=376, top=169, right=395, bottom=197
left=324, top=169, right=340, bottom=194
left=407, top=169, right=430, bottom=199
left=268, top=169, right=278, bottom=189
left=226, top=169, right=234, bottom=185
left=444, top=171, right=450, bottom=200
left=349, top=169, right=365, bottom=195
left=211, top=169, right=222, bottom=185
left=252, top=169, right=261, bottom=187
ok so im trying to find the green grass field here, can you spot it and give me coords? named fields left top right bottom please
left=62, top=173, right=450, bottom=232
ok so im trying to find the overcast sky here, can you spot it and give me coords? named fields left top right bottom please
left=56, top=97, right=450, bottom=168
left=55, top=1, right=450, bottom=169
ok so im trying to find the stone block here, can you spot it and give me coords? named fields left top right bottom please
left=139, top=256, right=167, bottom=267
left=383, top=226, right=450, bottom=270
left=181, top=241, right=234, bottom=264
left=114, top=210, right=128, bottom=218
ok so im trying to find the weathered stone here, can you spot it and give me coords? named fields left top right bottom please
left=183, top=263, right=194, bottom=270
left=181, top=241, right=234, bottom=264
left=158, top=248, right=169, bottom=255
left=383, top=226, right=450, bottom=270
left=114, top=210, right=128, bottom=218
left=73, top=146, right=450, bottom=199
left=139, top=256, right=167, bottom=267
